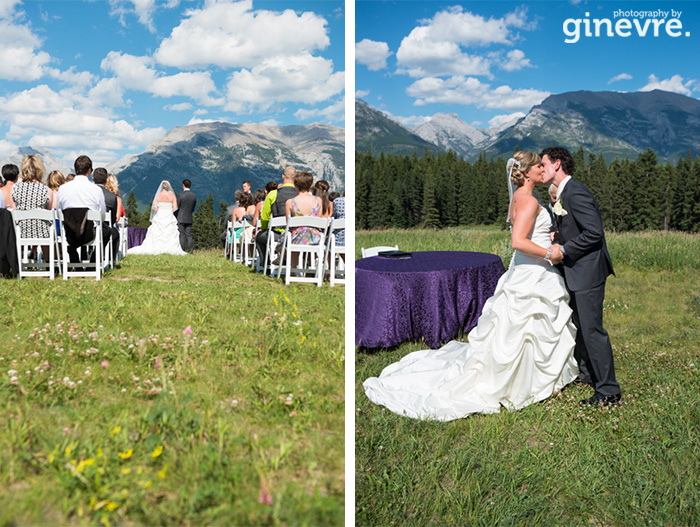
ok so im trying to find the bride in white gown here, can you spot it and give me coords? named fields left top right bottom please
left=363, top=151, right=579, bottom=421
left=129, top=180, right=187, bottom=256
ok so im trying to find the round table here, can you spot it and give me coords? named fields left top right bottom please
left=355, top=251, right=506, bottom=349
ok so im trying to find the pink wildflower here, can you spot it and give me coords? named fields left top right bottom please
left=101, top=360, right=109, bottom=368
left=258, top=492, right=273, bottom=505
left=182, top=325, right=193, bottom=336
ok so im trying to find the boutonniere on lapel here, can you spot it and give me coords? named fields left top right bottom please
left=552, top=199, right=568, bottom=216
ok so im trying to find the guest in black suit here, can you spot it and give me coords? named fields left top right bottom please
left=176, top=178, right=196, bottom=253
left=92, top=167, right=120, bottom=253
left=543, top=146, right=621, bottom=406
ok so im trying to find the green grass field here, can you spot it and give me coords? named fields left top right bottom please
left=356, top=227, right=700, bottom=526
left=0, top=250, right=344, bottom=526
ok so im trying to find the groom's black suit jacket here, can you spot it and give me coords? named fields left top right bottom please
left=176, top=189, right=197, bottom=224
left=557, top=178, right=614, bottom=292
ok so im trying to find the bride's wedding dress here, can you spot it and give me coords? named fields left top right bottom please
left=129, top=202, right=187, bottom=256
left=363, top=208, right=579, bottom=421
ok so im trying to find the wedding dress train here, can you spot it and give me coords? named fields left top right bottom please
left=128, top=202, right=187, bottom=256
left=363, top=208, right=578, bottom=421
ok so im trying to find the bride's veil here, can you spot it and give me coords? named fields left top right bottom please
left=150, top=180, right=173, bottom=222
left=506, top=158, right=519, bottom=224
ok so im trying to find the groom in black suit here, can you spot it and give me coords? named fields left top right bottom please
left=542, top=146, right=621, bottom=406
left=176, top=179, right=196, bottom=253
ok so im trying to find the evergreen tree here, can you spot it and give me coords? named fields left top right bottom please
left=125, top=190, right=141, bottom=227
left=192, top=193, right=219, bottom=249
left=422, top=168, right=442, bottom=229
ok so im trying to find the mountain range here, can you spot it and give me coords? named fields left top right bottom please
left=2, top=121, right=345, bottom=207
left=357, top=90, right=700, bottom=162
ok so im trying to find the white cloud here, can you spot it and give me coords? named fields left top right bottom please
left=488, top=111, right=525, bottom=129
left=294, top=98, right=344, bottom=122
left=639, top=74, right=696, bottom=96
left=0, top=0, right=20, bottom=20
left=381, top=111, right=431, bottom=128
left=224, top=53, right=344, bottom=111
left=0, top=21, right=52, bottom=81
left=187, top=116, right=218, bottom=126
left=0, top=84, right=165, bottom=163
left=608, top=73, right=632, bottom=84
left=109, top=0, right=179, bottom=32
left=155, top=0, right=330, bottom=69
left=498, top=49, right=531, bottom=72
left=0, top=139, right=16, bottom=157
left=396, top=6, right=534, bottom=78
left=101, top=51, right=222, bottom=105
left=165, top=102, right=194, bottom=111
left=356, top=39, right=391, bottom=71
left=260, top=118, right=280, bottom=126
left=355, top=89, right=369, bottom=99
left=406, top=76, right=549, bottom=110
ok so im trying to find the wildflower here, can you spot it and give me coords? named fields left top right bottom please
left=182, top=325, right=193, bottom=336
left=151, top=445, right=163, bottom=460
left=258, top=491, right=273, bottom=505
left=121, top=468, right=131, bottom=475
left=111, top=426, right=121, bottom=435
left=101, top=360, right=109, bottom=368
left=158, top=466, right=167, bottom=479
left=106, top=502, right=119, bottom=511
left=118, top=449, right=133, bottom=460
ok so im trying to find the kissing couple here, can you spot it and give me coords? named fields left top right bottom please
left=364, top=146, right=622, bottom=421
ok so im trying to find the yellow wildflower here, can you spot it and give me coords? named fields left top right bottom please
left=111, top=426, right=121, bottom=435
left=121, top=468, right=131, bottom=475
left=106, top=502, right=119, bottom=511
left=158, top=466, right=167, bottom=479
left=97, top=447, right=103, bottom=458
left=118, top=449, right=133, bottom=460
left=151, top=445, right=164, bottom=460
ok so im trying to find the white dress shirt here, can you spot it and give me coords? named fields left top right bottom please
left=556, top=175, right=572, bottom=201
left=0, top=189, right=5, bottom=209
left=56, top=175, right=106, bottom=221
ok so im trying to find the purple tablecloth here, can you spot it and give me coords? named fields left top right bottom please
left=127, top=227, right=147, bottom=249
left=355, top=251, right=506, bottom=349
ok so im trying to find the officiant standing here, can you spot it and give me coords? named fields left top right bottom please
left=176, top=178, right=196, bottom=253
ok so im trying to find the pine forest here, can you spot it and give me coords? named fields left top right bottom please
left=355, top=148, right=700, bottom=232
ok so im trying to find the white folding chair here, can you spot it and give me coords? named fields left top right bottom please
left=327, top=218, right=345, bottom=287
left=239, top=220, right=255, bottom=266
left=11, top=209, right=56, bottom=280
left=224, top=220, right=233, bottom=259
left=262, top=216, right=287, bottom=276
left=276, top=216, right=331, bottom=287
left=361, top=245, right=399, bottom=258
left=57, top=209, right=103, bottom=281
left=231, top=220, right=245, bottom=263
left=117, top=216, right=128, bottom=260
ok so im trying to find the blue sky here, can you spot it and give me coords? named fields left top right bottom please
left=0, top=0, right=345, bottom=167
left=356, top=0, right=700, bottom=129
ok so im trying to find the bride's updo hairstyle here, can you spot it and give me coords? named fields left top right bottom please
left=508, top=151, right=541, bottom=188
left=162, top=181, right=170, bottom=191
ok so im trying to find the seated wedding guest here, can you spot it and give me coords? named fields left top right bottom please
left=93, top=167, right=120, bottom=252
left=232, top=190, right=246, bottom=221
left=250, top=188, right=266, bottom=229
left=12, top=155, right=52, bottom=261
left=283, top=171, right=322, bottom=268
left=331, top=192, right=345, bottom=248
left=243, top=192, right=256, bottom=220
left=56, top=155, right=108, bottom=263
left=1, top=164, right=18, bottom=209
left=47, top=170, right=66, bottom=207
left=47, top=170, right=66, bottom=238
left=106, top=174, right=125, bottom=221
left=255, top=168, right=297, bottom=262
left=328, top=191, right=340, bottom=202
left=312, top=179, right=332, bottom=218
left=242, top=180, right=251, bottom=194
left=66, top=173, right=75, bottom=182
